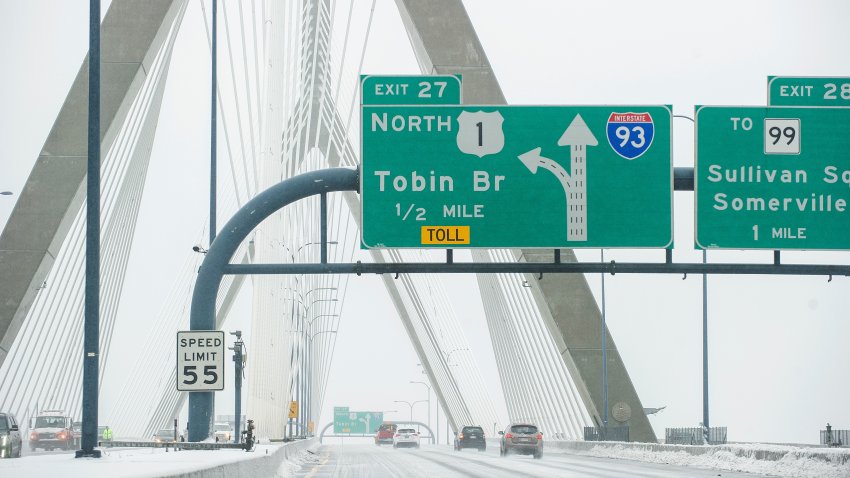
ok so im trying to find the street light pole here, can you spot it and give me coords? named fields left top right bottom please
left=410, top=381, right=432, bottom=444
left=285, top=289, right=338, bottom=437
left=393, top=400, right=427, bottom=425
left=702, top=249, right=710, bottom=444
left=308, top=329, right=337, bottom=430
left=305, top=313, right=338, bottom=433
left=600, top=249, right=609, bottom=428
left=228, top=331, right=244, bottom=443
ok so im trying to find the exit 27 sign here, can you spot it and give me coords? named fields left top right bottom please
left=360, top=105, right=673, bottom=248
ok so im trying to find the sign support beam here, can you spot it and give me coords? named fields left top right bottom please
left=222, top=261, right=850, bottom=277
left=188, top=166, right=848, bottom=441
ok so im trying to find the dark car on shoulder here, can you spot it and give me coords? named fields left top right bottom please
left=499, top=422, right=543, bottom=459
left=454, top=425, right=486, bottom=451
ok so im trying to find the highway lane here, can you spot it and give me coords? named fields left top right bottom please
left=294, top=444, right=772, bottom=478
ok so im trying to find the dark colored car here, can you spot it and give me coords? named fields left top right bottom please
left=454, top=425, right=486, bottom=451
left=72, top=421, right=82, bottom=447
left=153, top=428, right=177, bottom=444
left=374, top=423, right=397, bottom=445
left=0, top=413, right=22, bottom=458
left=499, top=422, right=542, bottom=459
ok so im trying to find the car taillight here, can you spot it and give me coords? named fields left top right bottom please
left=505, top=433, right=513, bottom=439
left=30, top=432, right=38, bottom=440
left=57, top=432, right=65, bottom=439
left=458, top=433, right=464, bottom=439
left=536, top=433, right=543, bottom=440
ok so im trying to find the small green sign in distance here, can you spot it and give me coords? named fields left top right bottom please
left=768, top=76, right=850, bottom=107
left=361, top=105, right=673, bottom=248
left=695, top=106, right=850, bottom=250
left=361, top=75, right=461, bottom=105
left=333, top=407, right=383, bottom=434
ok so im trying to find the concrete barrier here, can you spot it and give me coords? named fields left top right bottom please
left=168, top=437, right=318, bottom=478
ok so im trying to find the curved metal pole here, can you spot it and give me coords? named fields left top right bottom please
left=188, top=167, right=358, bottom=442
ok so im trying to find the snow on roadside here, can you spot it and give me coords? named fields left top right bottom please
left=278, top=446, right=323, bottom=476
left=0, top=444, right=283, bottom=478
left=551, top=443, right=850, bottom=478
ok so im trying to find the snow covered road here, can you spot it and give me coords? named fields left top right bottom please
left=292, top=444, right=771, bottom=478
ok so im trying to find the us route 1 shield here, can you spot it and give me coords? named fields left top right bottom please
left=695, top=106, right=850, bottom=250
left=360, top=105, right=673, bottom=248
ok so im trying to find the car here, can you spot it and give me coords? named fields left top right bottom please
left=0, top=412, right=22, bottom=458
left=392, top=427, right=420, bottom=449
left=98, top=425, right=113, bottom=443
left=214, top=422, right=233, bottom=442
left=499, top=422, right=543, bottom=459
left=454, top=425, right=486, bottom=451
left=29, top=410, right=75, bottom=451
left=152, top=428, right=177, bottom=444
left=374, top=423, right=397, bottom=445
left=71, top=421, right=82, bottom=447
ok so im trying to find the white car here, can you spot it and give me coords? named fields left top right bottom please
left=392, top=428, right=420, bottom=448
left=214, top=422, right=233, bottom=442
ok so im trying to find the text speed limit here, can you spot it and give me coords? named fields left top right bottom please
left=177, top=330, right=225, bottom=391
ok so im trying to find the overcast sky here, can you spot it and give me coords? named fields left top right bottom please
left=2, top=0, right=850, bottom=445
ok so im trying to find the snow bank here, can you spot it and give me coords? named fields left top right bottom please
left=545, top=441, right=850, bottom=478
left=0, top=438, right=318, bottom=478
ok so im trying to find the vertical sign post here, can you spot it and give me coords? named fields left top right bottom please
left=77, top=0, right=102, bottom=459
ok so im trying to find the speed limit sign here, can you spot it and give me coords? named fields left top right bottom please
left=177, top=331, right=225, bottom=391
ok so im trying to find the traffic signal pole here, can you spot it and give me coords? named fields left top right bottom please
left=230, top=331, right=244, bottom=443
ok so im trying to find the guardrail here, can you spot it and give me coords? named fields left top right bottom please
left=583, top=426, right=629, bottom=442
left=665, top=427, right=727, bottom=445
left=101, top=440, right=249, bottom=451
left=821, top=429, right=849, bottom=447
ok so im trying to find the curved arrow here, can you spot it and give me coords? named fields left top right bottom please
left=518, top=147, right=572, bottom=193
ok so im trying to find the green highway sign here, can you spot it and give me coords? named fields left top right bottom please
left=361, top=75, right=461, bottom=105
left=361, top=105, right=673, bottom=248
left=333, top=407, right=383, bottom=434
left=695, top=106, right=850, bottom=250
left=768, top=77, right=850, bottom=107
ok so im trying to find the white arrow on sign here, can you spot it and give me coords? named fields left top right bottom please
left=519, top=114, right=598, bottom=241
left=518, top=147, right=572, bottom=190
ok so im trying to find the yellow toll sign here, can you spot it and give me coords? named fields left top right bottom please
left=420, top=226, right=470, bottom=245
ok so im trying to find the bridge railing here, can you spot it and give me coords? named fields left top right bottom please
left=665, top=426, right=727, bottom=445
left=821, top=429, right=849, bottom=447
left=583, top=426, right=629, bottom=442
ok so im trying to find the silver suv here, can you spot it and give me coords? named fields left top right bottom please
left=0, top=413, right=22, bottom=458
left=499, top=422, right=542, bottom=459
